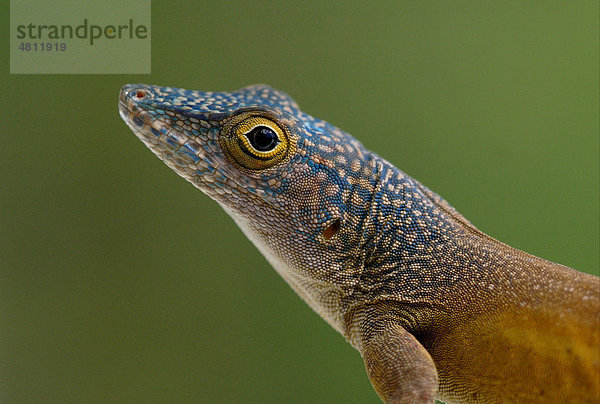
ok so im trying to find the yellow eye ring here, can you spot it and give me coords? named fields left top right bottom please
left=221, top=114, right=293, bottom=170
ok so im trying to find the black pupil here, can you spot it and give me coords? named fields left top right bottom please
left=248, top=126, right=279, bottom=152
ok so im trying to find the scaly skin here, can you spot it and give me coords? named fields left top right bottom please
left=119, top=83, right=599, bottom=403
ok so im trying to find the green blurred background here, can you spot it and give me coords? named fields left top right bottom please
left=3, top=1, right=598, bottom=403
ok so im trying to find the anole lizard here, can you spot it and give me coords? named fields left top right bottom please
left=119, top=83, right=599, bottom=403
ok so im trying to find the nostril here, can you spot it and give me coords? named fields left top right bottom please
left=323, top=219, right=341, bottom=240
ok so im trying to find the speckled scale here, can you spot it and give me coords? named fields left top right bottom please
left=120, top=83, right=600, bottom=404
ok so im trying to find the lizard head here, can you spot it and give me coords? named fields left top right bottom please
left=119, top=83, right=378, bottom=330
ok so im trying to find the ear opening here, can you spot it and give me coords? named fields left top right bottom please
left=323, top=219, right=341, bottom=240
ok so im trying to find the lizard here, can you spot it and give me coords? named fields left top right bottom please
left=119, top=83, right=600, bottom=403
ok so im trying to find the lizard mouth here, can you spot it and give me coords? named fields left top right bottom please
left=119, top=85, right=196, bottom=162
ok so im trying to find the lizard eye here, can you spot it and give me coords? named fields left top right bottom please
left=245, top=126, right=280, bottom=152
left=222, top=116, right=292, bottom=170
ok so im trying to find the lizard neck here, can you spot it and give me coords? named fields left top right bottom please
left=347, top=158, right=578, bottom=314
left=358, top=158, right=469, bottom=271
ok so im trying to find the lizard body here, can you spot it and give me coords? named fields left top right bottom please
left=119, top=83, right=599, bottom=403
